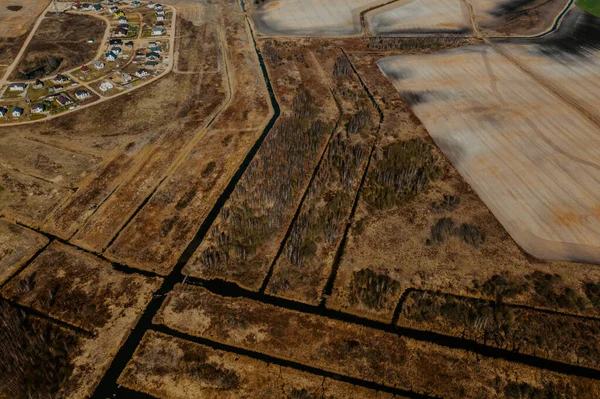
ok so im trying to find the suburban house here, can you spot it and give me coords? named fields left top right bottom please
left=157, top=14, right=165, bottom=21
left=0, top=107, right=7, bottom=117
left=81, top=65, right=90, bottom=73
left=114, top=26, right=128, bottom=37
left=135, top=69, right=150, bottom=78
left=33, top=79, right=44, bottom=89
left=99, top=81, right=114, bottom=92
left=93, top=4, right=103, bottom=11
left=9, top=83, right=28, bottom=91
left=111, top=46, right=123, bottom=55
left=109, top=38, right=123, bottom=46
left=118, top=16, right=128, bottom=25
left=155, top=4, right=163, bottom=10
left=87, top=38, right=95, bottom=44
left=146, top=51, right=160, bottom=60
left=121, top=73, right=133, bottom=83
left=131, top=1, right=141, bottom=8
left=105, top=51, right=117, bottom=61
left=148, top=1, right=156, bottom=8
left=56, top=95, right=72, bottom=106
left=12, top=106, right=24, bottom=118
left=31, top=103, right=45, bottom=113
left=156, top=21, right=164, bottom=27
left=75, top=89, right=91, bottom=100
left=125, top=41, right=134, bottom=47
left=92, top=60, right=105, bottom=69
left=53, top=75, right=70, bottom=84
left=145, top=61, right=159, bottom=68
left=149, top=46, right=162, bottom=53
left=151, top=27, right=165, bottom=36
left=81, top=4, right=94, bottom=11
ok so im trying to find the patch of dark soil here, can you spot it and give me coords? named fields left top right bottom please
left=15, top=55, right=63, bottom=80
left=6, top=5, right=23, bottom=11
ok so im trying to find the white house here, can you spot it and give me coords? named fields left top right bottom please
left=12, top=106, right=24, bottom=118
left=92, top=60, right=105, bottom=69
left=135, top=69, right=149, bottom=78
left=156, top=14, right=165, bottom=21
left=0, top=107, right=7, bottom=117
left=131, top=1, right=141, bottom=8
left=31, top=103, right=45, bottom=113
left=111, top=46, right=122, bottom=55
left=105, top=51, right=117, bottom=61
left=99, top=81, right=114, bottom=92
left=9, top=83, right=27, bottom=91
left=148, top=1, right=155, bottom=8
left=118, top=16, right=128, bottom=24
left=75, top=89, right=91, bottom=100
left=121, top=73, right=133, bottom=83
left=53, top=75, right=70, bottom=84
left=151, top=27, right=165, bottom=36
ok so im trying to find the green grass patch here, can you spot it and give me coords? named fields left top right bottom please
left=576, top=0, right=600, bottom=17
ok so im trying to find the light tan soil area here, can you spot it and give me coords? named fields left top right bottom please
left=400, top=291, right=600, bottom=369
left=470, top=0, right=571, bottom=36
left=0, top=136, right=100, bottom=188
left=119, top=330, right=397, bottom=399
left=185, top=41, right=339, bottom=290
left=0, top=241, right=161, bottom=398
left=265, top=44, right=377, bottom=305
left=104, top=11, right=272, bottom=274
left=252, top=0, right=385, bottom=36
left=0, top=0, right=50, bottom=38
left=156, top=284, right=600, bottom=398
left=378, top=45, right=600, bottom=265
left=325, top=51, right=600, bottom=323
left=11, top=13, right=105, bottom=80
left=0, top=219, right=47, bottom=284
left=365, top=0, right=472, bottom=35
left=0, top=167, right=72, bottom=228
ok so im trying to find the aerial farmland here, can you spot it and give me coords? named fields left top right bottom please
left=1, top=0, right=600, bottom=398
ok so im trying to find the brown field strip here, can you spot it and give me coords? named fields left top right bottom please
left=104, top=12, right=273, bottom=274
left=0, top=219, right=48, bottom=285
left=155, top=284, right=600, bottom=398
left=118, top=330, right=399, bottom=399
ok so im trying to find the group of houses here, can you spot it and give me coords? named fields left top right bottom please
left=72, top=2, right=103, bottom=12
left=0, top=106, right=24, bottom=118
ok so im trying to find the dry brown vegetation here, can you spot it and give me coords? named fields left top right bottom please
left=104, top=11, right=272, bottom=274
left=186, top=40, right=339, bottom=290
left=0, top=219, right=47, bottom=285
left=119, top=331, right=397, bottom=399
left=325, top=52, right=600, bottom=324
left=400, top=290, right=600, bottom=369
left=155, top=284, right=600, bottom=398
left=266, top=46, right=377, bottom=304
left=11, top=13, right=105, bottom=80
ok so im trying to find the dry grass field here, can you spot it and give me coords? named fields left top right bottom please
left=1, top=0, right=600, bottom=397
left=11, top=13, right=105, bottom=80
left=0, top=1, right=50, bottom=38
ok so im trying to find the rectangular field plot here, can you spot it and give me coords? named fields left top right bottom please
left=378, top=45, right=600, bottom=265
left=2, top=241, right=161, bottom=333
left=399, top=291, right=600, bottom=369
left=185, top=44, right=339, bottom=290
left=118, top=330, right=397, bottom=399
left=0, top=219, right=47, bottom=284
left=154, top=284, right=600, bottom=398
left=0, top=167, right=72, bottom=228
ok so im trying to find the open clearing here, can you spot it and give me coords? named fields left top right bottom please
left=252, top=0, right=385, bottom=36
left=0, top=219, right=47, bottom=284
left=0, top=0, right=50, bottom=38
left=365, top=0, right=472, bottom=35
left=378, top=45, right=600, bottom=265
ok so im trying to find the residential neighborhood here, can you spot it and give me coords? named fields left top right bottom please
left=0, top=0, right=175, bottom=124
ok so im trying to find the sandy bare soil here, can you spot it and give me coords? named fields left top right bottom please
left=378, top=45, right=600, bottom=265
left=252, top=0, right=385, bottom=36
left=0, top=0, right=50, bottom=38
left=365, top=0, right=472, bottom=35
